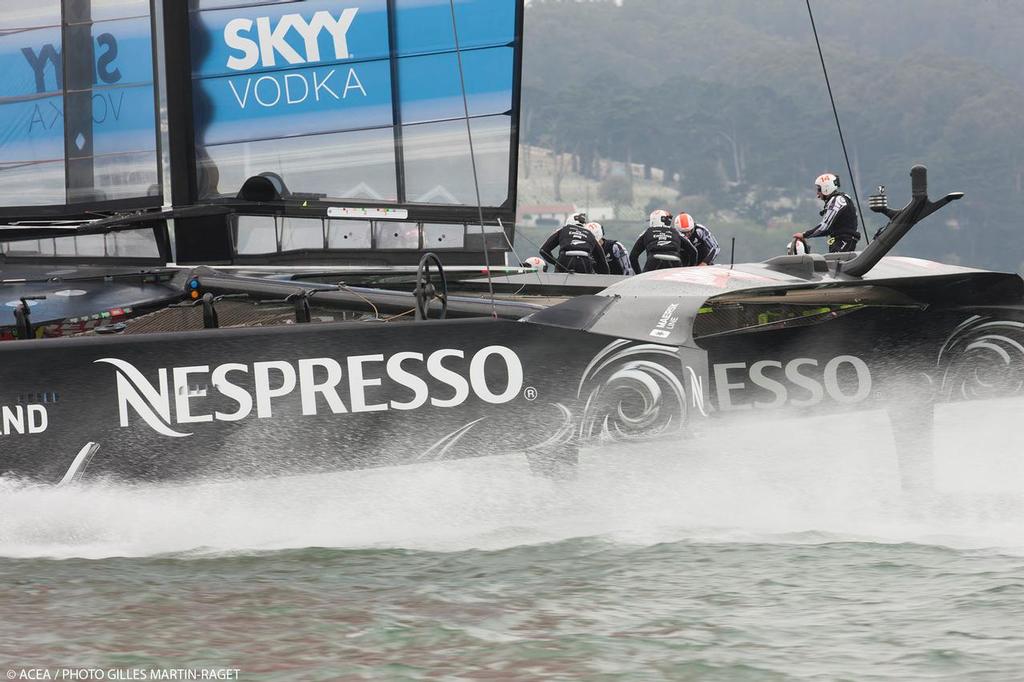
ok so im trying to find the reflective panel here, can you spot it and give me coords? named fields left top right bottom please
left=55, top=234, right=106, bottom=257
left=234, top=214, right=277, bottom=254
left=90, top=0, right=152, bottom=21
left=0, top=2, right=159, bottom=208
left=104, top=228, right=159, bottom=257
left=0, top=22, right=65, bottom=206
left=94, top=151, right=162, bottom=200
left=4, top=239, right=55, bottom=257
left=422, top=223, right=465, bottom=249
left=402, top=115, right=511, bottom=206
left=280, top=217, right=325, bottom=251
left=0, top=233, right=157, bottom=258
left=189, top=0, right=291, bottom=9
left=204, top=127, right=398, bottom=201
left=326, top=219, right=372, bottom=249
left=374, top=221, right=420, bottom=249
left=1, top=3, right=62, bottom=29
left=464, top=222, right=507, bottom=252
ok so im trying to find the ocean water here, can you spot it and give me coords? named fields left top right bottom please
left=3, top=400, right=1024, bottom=680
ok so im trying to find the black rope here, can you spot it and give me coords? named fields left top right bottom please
left=448, top=0, right=498, bottom=317
left=806, top=0, right=870, bottom=244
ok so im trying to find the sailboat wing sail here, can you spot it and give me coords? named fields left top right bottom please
left=187, top=0, right=523, bottom=219
left=0, top=1, right=161, bottom=215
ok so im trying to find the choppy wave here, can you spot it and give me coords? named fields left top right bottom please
left=3, top=398, right=1024, bottom=559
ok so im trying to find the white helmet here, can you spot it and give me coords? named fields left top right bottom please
left=649, top=209, right=672, bottom=228
left=523, top=256, right=547, bottom=271
left=565, top=211, right=587, bottom=228
left=585, top=221, right=604, bottom=241
left=673, top=213, right=696, bottom=235
left=815, top=173, right=839, bottom=198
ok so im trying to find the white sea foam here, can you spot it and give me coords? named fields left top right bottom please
left=2, top=397, right=1024, bottom=559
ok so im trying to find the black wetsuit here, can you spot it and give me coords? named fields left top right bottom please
left=803, top=192, right=860, bottom=253
left=539, top=225, right=609, bottom=274
left=629, top=225, right=698, bottom=273
left=602, top=239, right=634, bottom=276
left=688, top=225, right=721, bottom=265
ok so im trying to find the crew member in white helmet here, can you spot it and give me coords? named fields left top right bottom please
left=585, top=221, right=634, bottom=276
left=539, top=211, right=609, bottom=274
left=629, top=209, right=697, bottom=273
left=793, top=172, right=861, bottom=253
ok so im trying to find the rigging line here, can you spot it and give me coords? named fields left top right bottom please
left=448, top=0, right=497, bottom=318
left=805, top=0, right=870, bottom=245
left=497, top=218, right=542, bottom=293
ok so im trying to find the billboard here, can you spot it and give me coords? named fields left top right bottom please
left=0, top=0, right=160, bottom=209
left=190, top=0, right=520, bottom=210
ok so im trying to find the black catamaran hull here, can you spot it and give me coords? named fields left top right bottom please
left=3, top=287, right=1024, bottom=485
left=0, top=318, right=701, bottom=483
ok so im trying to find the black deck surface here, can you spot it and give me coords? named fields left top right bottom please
left=0, top=264, right=182, bottom=327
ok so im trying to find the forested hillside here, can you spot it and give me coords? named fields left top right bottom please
left=519, top=0, right=1024, bottom=270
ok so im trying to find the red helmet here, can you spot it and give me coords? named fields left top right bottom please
left=673, top=213, right=696, bottom=235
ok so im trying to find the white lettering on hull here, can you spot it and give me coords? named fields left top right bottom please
left=713, top=355, right=872, bottom=410
left=96, top=346, right=525, bottom=438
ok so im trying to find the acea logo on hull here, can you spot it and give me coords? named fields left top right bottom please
left=222, top=9, right=366, bottom=110
left=713, top=355, right=872, bottom=410
left=96, top=347, right=524, bottom=438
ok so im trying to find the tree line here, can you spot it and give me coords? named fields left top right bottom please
left=521, top=0, right=1024, bottom=270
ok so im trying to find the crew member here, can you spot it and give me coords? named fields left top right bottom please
left=793, top=173, right=861, bottom=253
left=586, top=221, right=634, bottom=276
left=629, top=210, right=698, bottom=273
left=539, top=211, right=609, bottom=274
left=674, top=213, right=720, bottom=265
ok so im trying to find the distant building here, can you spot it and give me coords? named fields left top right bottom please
left=517, top=203, right=578, bottom=230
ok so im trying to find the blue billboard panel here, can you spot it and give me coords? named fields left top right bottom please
left=192, top=0, right=390, bottom=79
left=190, top=0, right=520, bottom=208
left=397, top=47, right=513, bottom=124
left=0, top=95, right=66, bottom=162
left=0, top=5, right=159, bottom=208
left=194, top=59, right=395, bottom=146
left=0, top=8, right=64, bottom=207
left=394, top=0, right=516, bottom=56
left=192, top=0, right=395, bottom=147
left=89, top=16, right=158, bottom=157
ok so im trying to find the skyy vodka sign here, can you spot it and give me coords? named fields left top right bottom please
left=191, top=0, right=393, bottom=146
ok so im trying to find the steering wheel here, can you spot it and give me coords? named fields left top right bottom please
left=414, top=252, right=448, bottom=320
